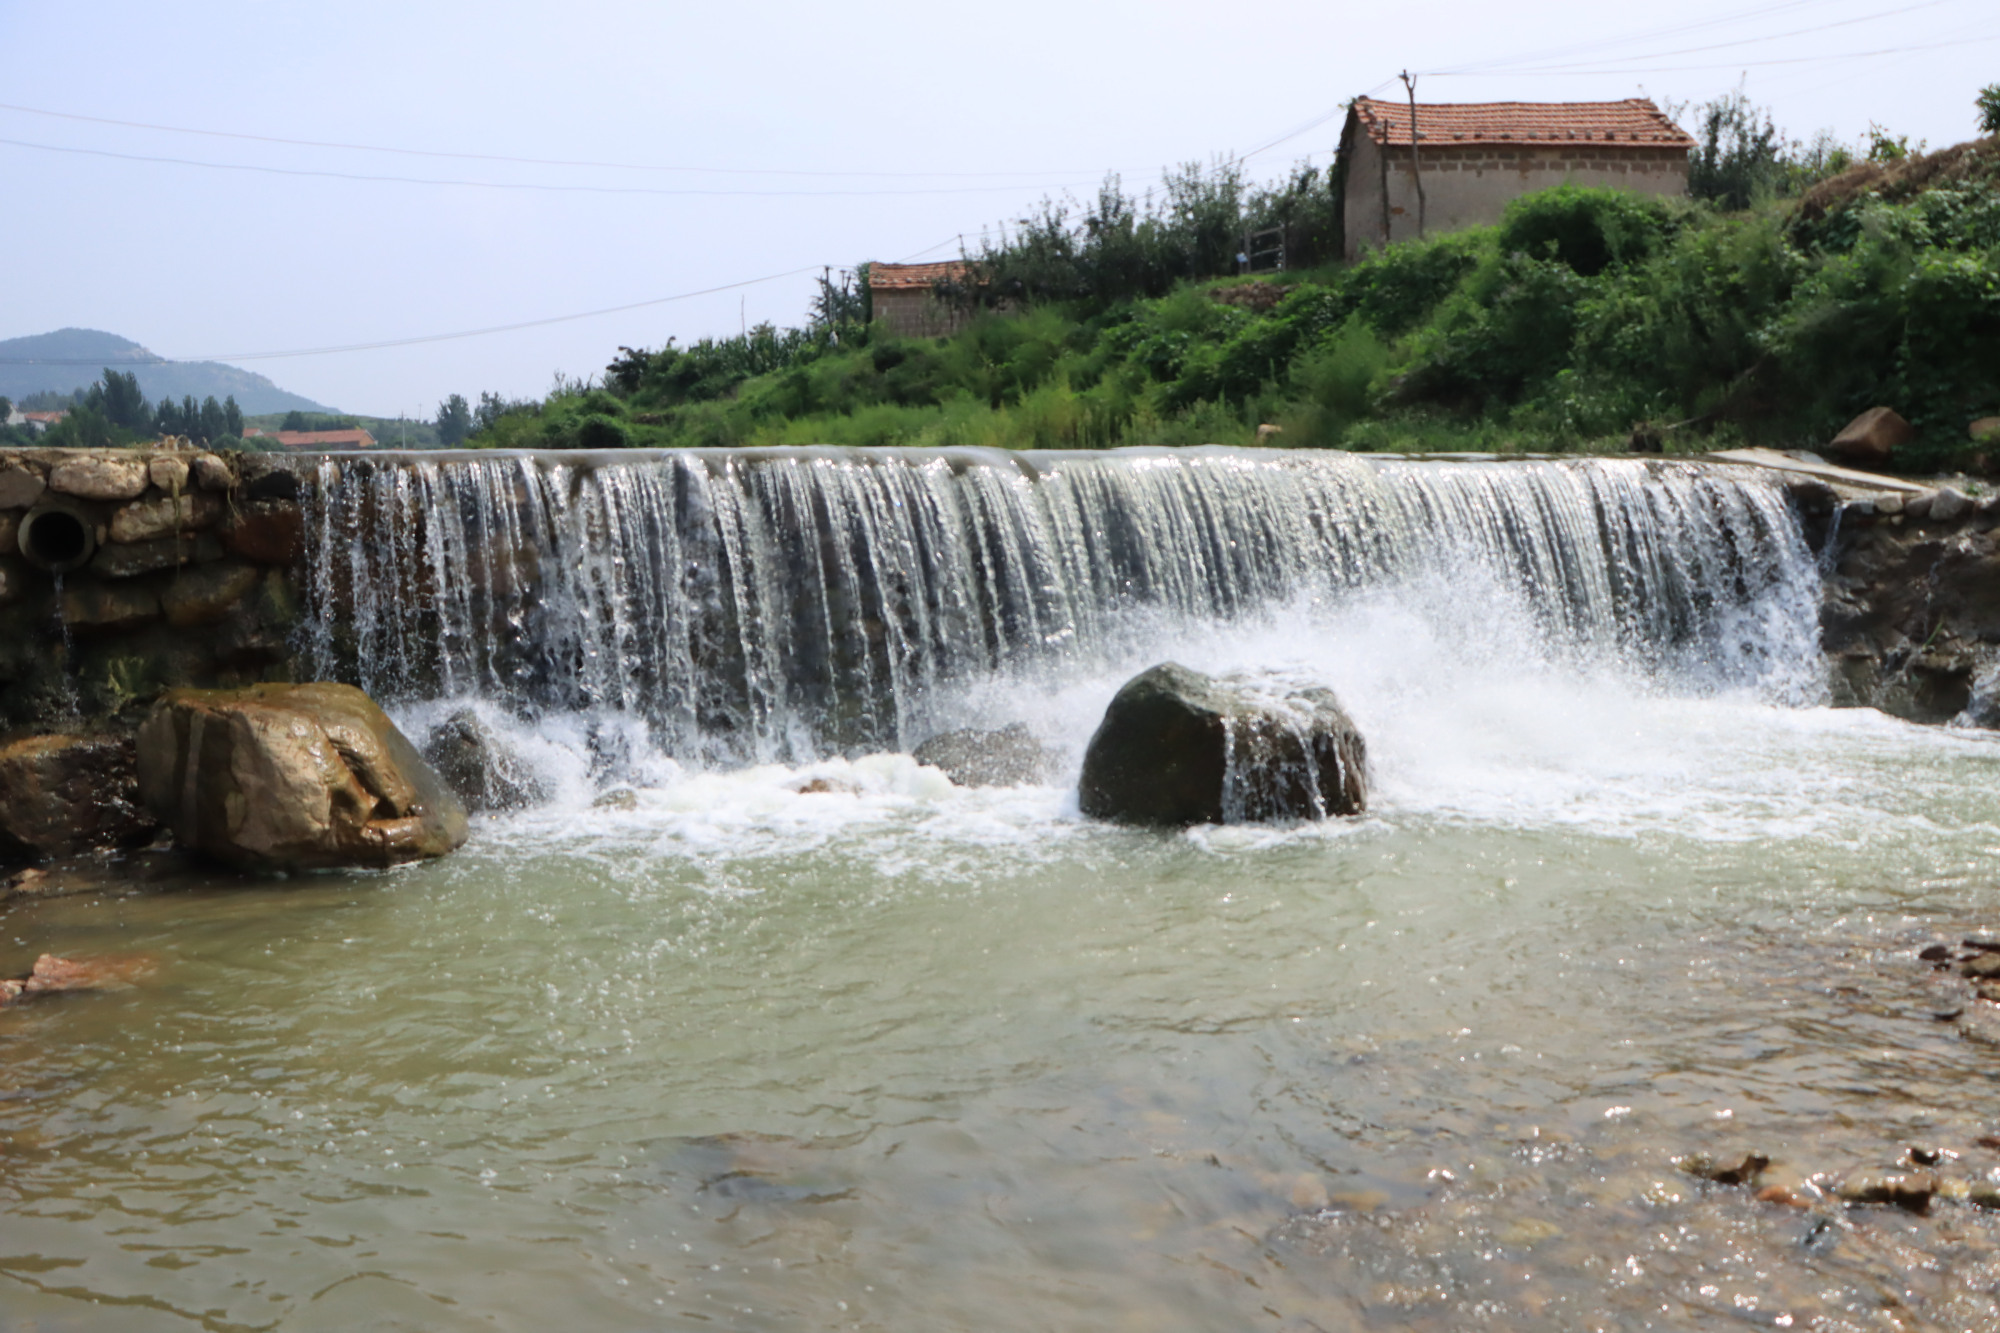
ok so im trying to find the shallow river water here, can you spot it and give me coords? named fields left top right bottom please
left=11, top=596, right=2000, bottom=1331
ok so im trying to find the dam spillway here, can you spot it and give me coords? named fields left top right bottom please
left=296, top=447, right=1824, bottom=764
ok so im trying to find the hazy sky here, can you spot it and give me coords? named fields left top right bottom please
left=3, top=0, right=1995, bottom=417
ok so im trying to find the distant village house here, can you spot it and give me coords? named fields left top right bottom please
left=868, top=261, right=975, bottom=339
left=10, top=409, right=69, bottom=434
left=1337, top=98, right=1696, bottom=260
left=243, top=427, right=377, bottom=450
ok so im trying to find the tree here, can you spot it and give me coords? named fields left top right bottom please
left=222, top=396, right=243, bottom=439
left=0, top=397, right=10, bottom=423
left=1686, top=90, right=1786, bottom=210
left=435, top=393, right=473, bottom=446
left=281, top=410, right=308, bottom=431
left=1977, top=84, right=2000, bottom=136
left=94, top=369, right=149, bottom=431
left=198, top=396, right=226, bottom=443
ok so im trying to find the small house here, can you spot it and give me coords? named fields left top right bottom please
left=868, top=261, right=973, bottom=339
left=1337, top=98, right=1695, bottom=260
left=243, top=428, right=377, bottom=450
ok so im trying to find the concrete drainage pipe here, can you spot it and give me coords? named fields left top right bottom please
left=18, top=502, right=97, bottom=574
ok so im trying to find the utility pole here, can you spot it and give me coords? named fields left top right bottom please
left=1400, top=69, right=1427, bottom=239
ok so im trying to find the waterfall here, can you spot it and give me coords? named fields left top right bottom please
left=297, top=447, right=1821, bottom=765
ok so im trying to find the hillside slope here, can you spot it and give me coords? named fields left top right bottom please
left=0, top=329, right=331, bottom=414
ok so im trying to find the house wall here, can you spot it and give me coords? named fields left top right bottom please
left=873, top=288, right=966, bottom=340
left=1342, top=137, right=1689, bottom=260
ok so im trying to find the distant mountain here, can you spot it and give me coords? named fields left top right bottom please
left=0, top=328, right=332, bottom=415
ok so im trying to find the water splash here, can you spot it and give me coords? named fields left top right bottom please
left=298, top=447, right=1822, bottom=765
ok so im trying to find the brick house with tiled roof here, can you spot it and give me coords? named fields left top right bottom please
left=868, top=261, right=976, bottom=339
left=242, top=427, right=377, bottom=450
left=1337, top=98, right=1695, bottom=260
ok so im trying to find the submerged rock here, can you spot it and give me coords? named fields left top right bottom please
left=1836, top=1169, right=1937, bottom=1212
left=1078, top=663, right=1366, bottom=827
left=420, top=709, right=551, bottom=813
left=0, top=733, right=158, bottom=861
left=912, top=722, right=1052, bottom=788
left=136, top=682, right=468, bottom=872
left=0, top=952, right=150, bottom=1005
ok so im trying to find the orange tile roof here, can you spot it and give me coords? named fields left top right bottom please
left=1351, top=97, right=1693, bottom=149
left=21, top=410, right=68, bottom=423
left=869, top=260, right=972, bottom=291
left=264, top=428, right=377, bottom=449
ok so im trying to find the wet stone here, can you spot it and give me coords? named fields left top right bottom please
left=1962, top=953, right=2000, bottom=979
left=88, top=533, right=223, bottom=580
left=1837, top=1169, right=1938, bottom=1211
left=61, top=577, right=161, bottom=630
left=420, top=709, right=551, bottom=813
left=220, top=499, right=303, bottom=564
left=0, top=952, right=150, bottom=1005
left=161, top=560, right=259, bottom=626
left=0, top=733, right=158, bottom=859
left=913, top=722, right=1052, bottom=787
left=0, top=510, right=17, bottom=557
left=1680, top=1151, right=1770, bottom=1185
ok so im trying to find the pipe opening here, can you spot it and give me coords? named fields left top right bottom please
left=19, top=504, right=96, bottom=574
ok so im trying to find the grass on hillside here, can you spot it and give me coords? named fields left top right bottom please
left=473, top=146, right=2000, bottom=469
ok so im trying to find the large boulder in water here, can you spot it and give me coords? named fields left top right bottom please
left=136, top=683, right=468, bottom=872
left=1078, top=663, right=1366, bottom=826
left=421, top=708, right=551, bottom=812
left=913, top=722, right=1052, bottom=787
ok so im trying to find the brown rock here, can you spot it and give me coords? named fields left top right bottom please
left=1827, top=407, right=1916, bottom=469
left=49, top=455, right=149, bottom=502
left=109, top=491, right=221, bottom=544
left=0, top=464, right=45, bottom=510
left=0, top=734, right=158, bottom=859
left=1837, top=1169, right=1937, bottom=1211
left=1682, top=1151, right=1770, bottom=1185
left=191, top=454, right=233, bottom=492
left=0, top=953, right=150, bottom=1005
left=147, top=455, right=190, bottom=494
left=60, top=577, right=160, bottom=630
left=90, top=532, right=223, bottom=579
left=0, top=510, right=17, bottom=556
left=136, top=682, right=468, bottom=872
left=1972, top=417, right=2000, bottom=443
left=1755, top=1184, right=1812, bottom=1208
left=221, top=499, right=304, bottom=564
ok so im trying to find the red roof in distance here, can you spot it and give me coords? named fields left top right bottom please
left=1351, top=97, right=1694, bottom=149
left=244, top=428, right=377, bottom=450
left=869, top=261, right=973, bottom=291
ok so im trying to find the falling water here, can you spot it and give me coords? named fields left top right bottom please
left=297, top=446, right=1821, bottom=764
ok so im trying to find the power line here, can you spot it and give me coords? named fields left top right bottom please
left=1427, top=0, right=1878, bottom=77
left=0, top=99, right=1093, bottom=181
left=1431, top=0, right=1965, bottom=76
left=1449, top=31, right=2000, bottom=76
left=0, top=135, right=1100, bottom=199
left=0, top=266, right=827, bottom=365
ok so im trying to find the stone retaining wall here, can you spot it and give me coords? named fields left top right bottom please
left=0, top=447, right=308, bottom=739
